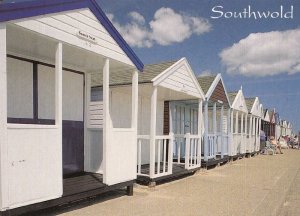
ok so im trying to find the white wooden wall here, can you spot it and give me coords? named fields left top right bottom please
left=7, top=128, right=62, bottom=209
left=158, top=64, right=200, bottom=98
left=13, top=9, right=134, bottom=67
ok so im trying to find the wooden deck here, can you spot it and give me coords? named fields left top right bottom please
left=201, top=155, right=230, bottom=168
left=4, top=173, right=134, bottom=216
left=137, top=163, right=198, bottom=185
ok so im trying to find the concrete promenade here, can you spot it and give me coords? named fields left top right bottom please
left=54, top=149, right=300, bottom=216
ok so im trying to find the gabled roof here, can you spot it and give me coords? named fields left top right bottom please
left=197, top=75, right=217, bottom=95
left=92, top=60, right=177, bottom=86
left=228, top=89, right=248, bottom=113
left=197, top=74, right=230, bottom=106
left=0, top=0, right=143, bottom=71
left=92, top=58, right=205, bottom=99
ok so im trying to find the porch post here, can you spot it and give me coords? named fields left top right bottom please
left=103, top=58, right=110, bottom=184
left=241, top=113, right=244, bottom=154
left=235, top=111, right=239, bottom=155
left=227, top=108, right=231, bottom=155
left=0, top=23, right=8, bottom=208
left=245, top=114, right=248, bottom=154
left=220, top=105, right=224, bottom=158
left=55, top=42, right=63, bottom=193
left=131, top=70, right=138, bottom=129
left=204, top=100, right=209, bottom=161
left=150, top=86, right=158, bottom=177
left=231, top=109, right=234, bottom=155
left=55, top=42, right=63, bottom=127
left=258, top=118, right=262, bottom=152
left=213, top=103, right=217, bottom=157
left=198, top=99, right=203, bottom=165
left=198, top=99, right=203, bottom=137
left=235, top=111, right=239, bottom=134
left=249, top=116, right=252, bottom=148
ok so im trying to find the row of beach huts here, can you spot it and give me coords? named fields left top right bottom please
left=0, top=0, right=294, bottom=215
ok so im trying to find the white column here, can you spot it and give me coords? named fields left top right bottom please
left=84, top=73, right=91, bottom=170
left=220, top=105, right=224, bottom=158
left=103, top=58, right=110, bottom=184
left=258, top=118, right=262, bottom=151
left=235, top=111, right=239, bottom=134
left=55, top=42, right=63, bottom=127
left=197, top=99, right=203, bottom=166
left=245, top=114, right=248, bottom=153
left=213, top=103, right=217, bottom=157
left=0, top=23, right=8, bottom=209
left=204, top=101, right=209, bottom=161
left=228, top=108, right=232, bottom=156
left=131, top=70, right=138, bottom=129
left=241, top=113, right=244, bottom=154
left=198, top=99, right=203, bottom=137
left=150, top=86, right=158, bottom=177
left=55, top=42, right=63, bottom=193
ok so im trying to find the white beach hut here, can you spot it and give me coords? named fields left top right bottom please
left=245, top=97, right=263, bottom=154
left=0, top=0, right=143, bottom=214
left=227, top=89, right=249, bottom=158
left=91, top=58, right=205, bottom=185
left=197, top=74, right=231, bottom=166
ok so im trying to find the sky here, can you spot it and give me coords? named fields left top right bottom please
left=95, top=0, right=300, bottom=133
left=4, top=0, right=300, bottom=133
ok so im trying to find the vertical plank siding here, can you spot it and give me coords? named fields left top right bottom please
left=163, top=101, right=170, bottom=135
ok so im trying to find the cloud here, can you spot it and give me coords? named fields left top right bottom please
left=108, top=8, right=211, bottom=48
left=198, top=70, right=216, bottom=77
left=220, top=29, right=300, bottom=77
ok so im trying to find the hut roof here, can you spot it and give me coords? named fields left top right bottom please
left=92, top=60, right=177, bottom=87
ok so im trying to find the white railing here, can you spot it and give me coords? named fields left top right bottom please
left=174, top=134, right=185, bottom=164
left=232, top=133, right=241, bottom=156
left=137, top=134, right=173, bottom=179
left=185, top=133, right=201, bottom=170
left=223, top=134, right=229, bottom=156
left=207, top=134, right=215, bottom=160
left=215, top=133, right=222, bottom=155
left=137, top=135, right=150, bottom=176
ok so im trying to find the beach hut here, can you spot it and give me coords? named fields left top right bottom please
left=91, top=58, right=205, bottom=185
left=0, top=0, right=144, bottom=214
left=261, top=109, right=271, bottom=139
left=269, top=109, right=277, bottom=138
left=245, top=97, right=263, bottom=155
left=275, top=112, right=281, bottom=140
left=197, top=74, right=231, bottom=167
left=227, top=88, right=248, bottom=159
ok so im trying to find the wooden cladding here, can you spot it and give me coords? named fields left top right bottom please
left=163, top=101, right=170, bottom=135
left=210, top=80, right=229, bottom=105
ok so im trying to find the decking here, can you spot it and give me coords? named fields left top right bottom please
left=201, top=155, right=230, bottom=167
left=3, top=173, right=134, bottom=216
left=137, top=163, right=198, bottom=185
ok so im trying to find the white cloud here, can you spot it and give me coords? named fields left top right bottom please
left=108, top=8, right=211, bottom=48
left=220, top=29, right=300, bottom=77
left=198, top=70, right=216, bottom=77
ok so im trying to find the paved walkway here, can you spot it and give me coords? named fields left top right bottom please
left=53, top=149, right=300, bottom=216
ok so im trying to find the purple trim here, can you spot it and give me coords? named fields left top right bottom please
left=0, top=0, right=144, bottom=71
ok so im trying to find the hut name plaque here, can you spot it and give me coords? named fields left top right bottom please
left=76, top=30, right=98, bottom=44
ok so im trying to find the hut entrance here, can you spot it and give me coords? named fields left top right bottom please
left=62, top=71, right=85, bottom=176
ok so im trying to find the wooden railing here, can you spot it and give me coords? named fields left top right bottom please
left=207, top=134, right=215, bottom=160
left=232, top=133, right=241, bottom=156
left=137, top=134, right=173, bottom=179
left=174, top=134, right=185, bottom=164
left=184, top=133, right=201, bottom=170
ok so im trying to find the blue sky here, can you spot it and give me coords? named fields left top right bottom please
left=97, top=0, right=300, bottom=133
left=4, top=0, right=300, bottom=133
